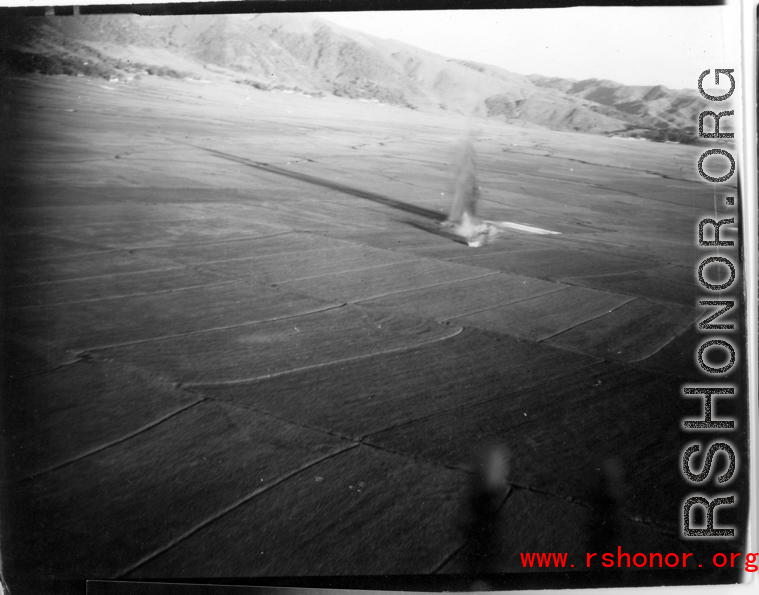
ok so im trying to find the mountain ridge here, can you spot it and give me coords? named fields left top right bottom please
left=2, top=13, right=715, bottom=142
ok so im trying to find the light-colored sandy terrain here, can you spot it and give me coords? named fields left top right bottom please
left=1, top=73, right=744, bottom=593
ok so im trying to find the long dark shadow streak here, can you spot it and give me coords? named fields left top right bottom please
left=187, top=143, right=447, bottom=222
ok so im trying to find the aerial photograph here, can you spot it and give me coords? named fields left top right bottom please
left=0, top=3, right=749, bottom=594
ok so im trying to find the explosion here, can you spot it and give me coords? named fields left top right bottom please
left=442, top=130, right=499, bottom=247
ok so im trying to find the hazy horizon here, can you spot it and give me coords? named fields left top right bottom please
left=317, top=5, right=741, bottom=91
left=0, top=1, right=741, bottom=89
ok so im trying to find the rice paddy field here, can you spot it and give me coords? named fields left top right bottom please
left=1, top=73, right=746, bottom=594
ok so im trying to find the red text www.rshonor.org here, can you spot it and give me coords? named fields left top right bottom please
left=519, top=549, right=759, bottom=571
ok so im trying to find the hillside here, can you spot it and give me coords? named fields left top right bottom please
left=1, top=12, right=713, bottom=141
left=529, top=75, right=714, bottom=139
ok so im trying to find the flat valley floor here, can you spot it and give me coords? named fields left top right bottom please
left=1, top=74, right=745, bottom=593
